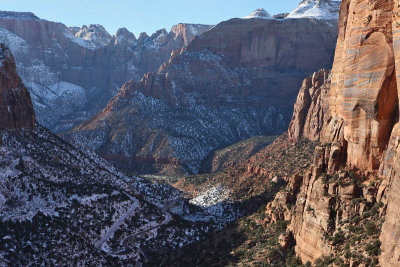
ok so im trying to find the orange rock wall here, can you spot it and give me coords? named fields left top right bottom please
left=287, top=1, right=400, bottom=265
left=329, top=0, right=398, bottom=170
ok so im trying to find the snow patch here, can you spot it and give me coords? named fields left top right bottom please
left=190, top=185, right=231, bottom=207
left=243, top=8, right=274, bottom=20
left=286, top=0, right=341, bottom=20
left=0, top=27, right=29, bottom=55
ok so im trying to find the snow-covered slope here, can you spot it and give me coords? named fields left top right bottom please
left=0, top=46, right=242, bottom=264
left=0, top=122, right=244, bottom=265
left=287, top=0, right=341, bottom=20
left=243, top=8, right=274, bottom=19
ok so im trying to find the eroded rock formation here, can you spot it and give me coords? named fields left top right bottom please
left=0, top=44, right=35, bottom=130
left=288, top=69, right=331, bottom=142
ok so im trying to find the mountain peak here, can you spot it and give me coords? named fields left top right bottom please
left=74, top=24, right=112, bottom=48
left=0, top=11, right=40, bottom=21
left=286, top=0, right=341, bottom=20
left=244, top=8, right=274, bottom=20
left=114, top=27, right=136, bottom=46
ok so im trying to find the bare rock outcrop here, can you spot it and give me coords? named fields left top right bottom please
left=0, top=44, right=35, bottom=130
left=288, top=69, right=331, bottom=142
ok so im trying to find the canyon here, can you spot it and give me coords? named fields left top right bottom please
left=5, top=0, right=400, bottom=265
left=66, top=9, right=338, bottom=176
left=0, top=43, right=240, bottom=266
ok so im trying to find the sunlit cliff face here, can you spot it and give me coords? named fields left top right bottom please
left=330, top=0, right=399, bottom=170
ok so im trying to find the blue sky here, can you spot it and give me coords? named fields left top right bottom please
left=0, top=0, right=301, bottom=36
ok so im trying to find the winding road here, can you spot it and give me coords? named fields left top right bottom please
left=94, top=198, right=140, bottom=250
left=115, top=210, right=172, bottom=256
left=94, top=197, right=172, bottom=257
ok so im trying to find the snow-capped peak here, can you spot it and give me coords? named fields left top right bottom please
left=74, top=24, right=112, bottom=47
left=286, top=0, right=341, bottom=20
left=244, top=8, right=274, bottom=20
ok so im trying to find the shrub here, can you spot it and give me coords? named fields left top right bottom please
left=365, top=240, right=381, bottom=256
left=332, top=232, right=345, bottom=246
left=365, top=221, right=377, bottom=236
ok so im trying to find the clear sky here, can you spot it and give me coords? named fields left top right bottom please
left=0, top=0, right=301, bottom=36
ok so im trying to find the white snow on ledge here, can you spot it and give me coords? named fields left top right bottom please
left=243, top=8, right=274, bottom=20
left=286, top=0, right=341, bottom=20
left=63, top=30, right=100, bottom=50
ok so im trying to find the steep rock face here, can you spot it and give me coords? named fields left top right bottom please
left=67, top=16, right=338, bottom=175
left=0, top=12, right=212, bottom=132
left=288, top=69, right=331, bottom=142
left=281, top=0, right=400, bottom=265
left=328, top=0, right=397, bottom=171
left=0, top=44, right=35, bottom=130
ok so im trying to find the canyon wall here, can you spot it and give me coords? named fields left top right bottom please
left=282, top=0, right=400, bottom=265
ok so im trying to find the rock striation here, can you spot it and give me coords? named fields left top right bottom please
left=66, top=16, right=338, bottom=176
left=0, top=12, right=212, bottom=132
left=0, top=43, right=35, bottom=130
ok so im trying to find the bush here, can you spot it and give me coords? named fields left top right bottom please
left=275, top=220, right=288, bottom=233
left=365, top=221, right=377, bottom=235
left=365, top=240, right=381, bottom=256
left=332, top=232, right=345, bottom=246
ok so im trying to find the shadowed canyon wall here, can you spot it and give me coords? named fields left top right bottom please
left=0, top=44, right=35, bottom=130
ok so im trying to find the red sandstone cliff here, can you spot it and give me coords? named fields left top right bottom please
left=288, top=69, right=331, bottom=142
left=277, top=0, right=400, bottom=265
left=0, top=44, right=35, bottom=130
